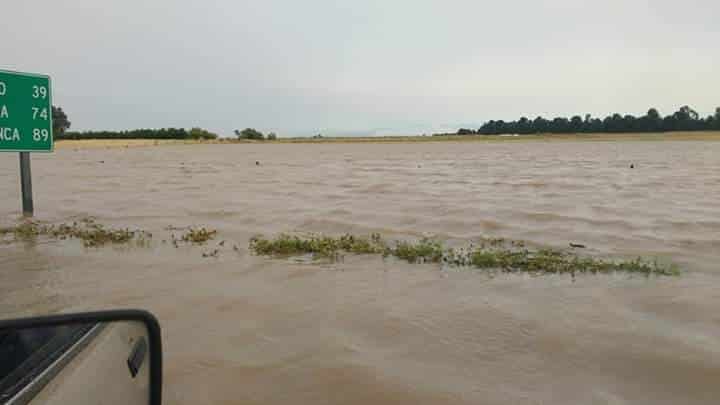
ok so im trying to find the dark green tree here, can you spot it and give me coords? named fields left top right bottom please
left=672, top=106, right=700, bottom=130
left=641, top=108, right=662, bottom=132
left=236, top=128, right=264, bottom=140
left=603, top=114, right=624, bottom=133
left=623, top=115, right=637, bottom=132
left=189, top=127, right=218, bottom=140
left=516, top=117, right=531, bottom=134
left=569, top=115, right=583, bottom=133
left=52, top=106, right=71, bottom=136
left=532, top=116, right=548, bottom=133
left=550, top=117, right=570, bottom=133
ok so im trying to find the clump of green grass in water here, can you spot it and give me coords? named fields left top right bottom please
left=179, top=227, right=217, bottom=244
left=0, top=218, right=151, bottom=247
left=467, top=247, right=678, bottom=276
left=250, top=233, right=387, bottom=259
left=337, top=233, right=388, bottom=254
left=0, top=221, right=43, bottom=239
left=249, top=233, right=680, bottom=276
left=249, top=234, right=443, bottom=263
left=250, top=234, right=335, bottom=257
left=390, top=238, right=444, bottom=263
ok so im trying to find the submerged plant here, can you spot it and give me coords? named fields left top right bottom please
left=249, top=233, right=679, bottom=276
left=0, top=218, right=151, bottom=247
left=391, top=238, right=444, bottom=263
left=179, top=227, right=217, bottom=244
left=337, top=233, right=388, bottom=255
left=0, top=221, right=43, bottom=239
left=249, top=233, right=387, bottom=259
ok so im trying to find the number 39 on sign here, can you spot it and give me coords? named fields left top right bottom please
left=32, top=85, right=48, bottom=99
left=0, top=69, right=53, bottom=152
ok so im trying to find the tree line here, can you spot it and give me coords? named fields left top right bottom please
left=454, top=106, right=720, bottom=135
left=59, top=127, right=218, bottom=140
left=52, top=107, right=275, bottom=141
left=52, top=106, right=219, bottom=140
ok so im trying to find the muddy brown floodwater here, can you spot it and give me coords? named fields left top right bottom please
left=1, top=141, right=720, bottom=404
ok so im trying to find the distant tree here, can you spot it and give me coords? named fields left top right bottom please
left=550, top=117, right=570, bottom=133
left=188, top=127, right=218, bottom=140
left=478, top=120, right=494, bottom=134
left=705, top=116, right=715, bottom=130
left=583, top=114, right=592, bottom=132
left=590, top=118, right=604, bottom=132
left=457, top=128, right=474, bottom=135
left=516, top=117, right=532, bottom=134
left=603, top=114, right=624, bottom=133
left=647, top=108, right=661, bottom=121
left=236, top=128, right=264, bottom=140
left=495, top=120, right=508, bottom=134
left=623, top=115, right=637, bottom=132
left=532, top=116, right=548, bottom=134
left=669, top=106, right=700, bottom=131
left=662, top=114, right=677, bottom=132
left=569, top=115, right=583, bottom=133
left=267, top=132, right=277, bottom=140
left=680, top=105, right=699, bottom=121
left=581, top=114, right=603, bottom=133
left=52, top=106, right=71, bottom=136
left=640, top=108, right=662, bottom=132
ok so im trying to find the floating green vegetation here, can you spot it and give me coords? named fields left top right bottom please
left=249, top=233, right=387, bottom=259
left=392, top=238, right=443, bottom=263
left=463, top=247, right=678, bottom=276
left=249, top=233, right=679, bottom=276
left=0, top=221, right=42, bottom=239
left=178, top=227, right=217, bottom=244
left=0, top=218, right=151, bottom=247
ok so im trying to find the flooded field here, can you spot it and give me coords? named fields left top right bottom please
left=1, top=141, right=719, bottom=404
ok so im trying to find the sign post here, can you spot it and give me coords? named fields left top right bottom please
left=19, top=152, right=33, bottom=216
left=0, top=69, right=54, bottom=217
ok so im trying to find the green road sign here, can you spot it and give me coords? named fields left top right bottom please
left=0, top=69, right=53, bottom=152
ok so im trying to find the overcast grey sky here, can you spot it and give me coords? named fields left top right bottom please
left=2, top=1, right=718, bottom=136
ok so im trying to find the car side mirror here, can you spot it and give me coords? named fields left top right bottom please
left=0, top=310, right=162, bottom=405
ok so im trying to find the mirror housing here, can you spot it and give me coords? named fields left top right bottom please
left=0, top=310, right=162, bottom=405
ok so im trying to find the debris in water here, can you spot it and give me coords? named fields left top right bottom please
left=202, top=249, right=220, bottom=258
left=249, top=233, right=680, bottom=276
left=0, top=218, right=151, bottom=248
left=180, top=227, right=217, bottom=244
